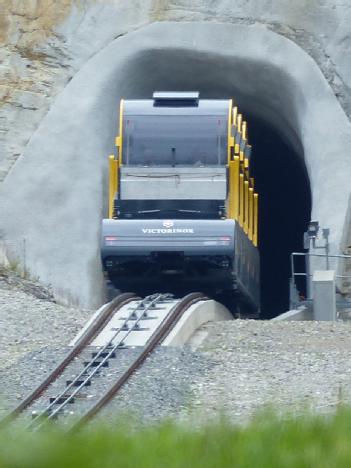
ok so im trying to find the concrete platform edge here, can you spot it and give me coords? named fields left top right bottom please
left=162, top=300, right=232, bottom=346
left=272, top=307, right=313, bottom=321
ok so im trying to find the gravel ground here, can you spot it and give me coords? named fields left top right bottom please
left=19, top=346, right=210, bottom=427
left=182, top=319, right=351, bottom=424
left=95, top=346, right=211, bottom=426
left=2, top=272, right=351, bottom=425
left=91, top=319, right=351, bottom=426
left=0, top=274, right=91, bottom=416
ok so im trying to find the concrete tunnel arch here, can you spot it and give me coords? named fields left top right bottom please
left=1, top=22, right=351, bottom=312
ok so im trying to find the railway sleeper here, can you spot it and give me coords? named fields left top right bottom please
left=84, top=360, right=109, bottom=368
left=127, top=311, right=138, bottom=319
left=45, top=408, right=68, bottom=419
left=49, top=396, right=75, bottom=405
left=111, top=324, right=149, bottom=332
left=66, top=379, right=91, bottom=387
left=91, top=351, right=116, bottom=359
left=113, top=342, right=129, bottom=349
left=120, top=314, right=156, bottom=321
left=31, top=410, right=62, bottom=420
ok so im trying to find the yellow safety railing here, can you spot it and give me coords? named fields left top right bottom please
left=227, top=99, right=234, bottom=164
left=227, top=100, right=259, bottom=247
left=239, top=173, right=244, bottom=226
left=115, top=99, right=124, bottom=164
left=108, top=99, right=124, bottom=219
left=108, top=155, right=119, bottom=219
left=244, top=180, right=249, bottom=234
left=248, top=187, right=254, bottom=241
left=253, top=193, right=258, bottom=246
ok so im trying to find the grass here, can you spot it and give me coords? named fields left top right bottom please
left=0, top=260, right=26, bottom=279
left=0, top=260, right=39, bottom=283
left=1, top=408, right=351, bottom=467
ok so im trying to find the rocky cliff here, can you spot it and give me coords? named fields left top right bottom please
left=1, top=0, right=351, bottom=182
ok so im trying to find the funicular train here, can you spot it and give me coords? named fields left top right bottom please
left=101, top=92, right=260, bottom=312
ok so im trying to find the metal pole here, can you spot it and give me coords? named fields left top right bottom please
left=306, top=252, right=312, bottom=299
left=325, top=238, right=330, bottom=270
left=290, top=253, right=295, bottom=286
left=290, top=253, right=295, bottom=309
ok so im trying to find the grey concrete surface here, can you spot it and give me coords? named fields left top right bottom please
left=1, top=22, right=351, bottom=307
left=313, top=270, right=336, bottom=321
left=90, top=298, right=178, bottom=347
left=163, top=299, right=232, bottom=346
left=271, top=307, right=312, bottom=321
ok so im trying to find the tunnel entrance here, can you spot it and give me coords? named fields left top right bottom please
left=249, top=116, right=311, bottom=318
left=7, top=21, right=351, bottom=310
left=113, top=49, right=312, bottom=318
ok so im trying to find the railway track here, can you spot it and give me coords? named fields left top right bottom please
left=2, top=292, right=207, bottom=430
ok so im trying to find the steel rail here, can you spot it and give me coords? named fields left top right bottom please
left=32, top=293, right=172, bottom=427
left=70, top=292, right=207, bottom=431
left=1, top=292, right=137, bottom=426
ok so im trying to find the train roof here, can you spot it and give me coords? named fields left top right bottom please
left=123, top=93, right=230, bottom=116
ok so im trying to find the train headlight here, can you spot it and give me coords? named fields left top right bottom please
left=219, top=236, right=231, bottom=245
left=105, top=236, right=118, bottom=246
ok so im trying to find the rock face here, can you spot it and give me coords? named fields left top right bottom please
left=0, top=0, right=155, bottom=180
left=0, top=1, right=73, bottom=180
left=1, top=1, right=351, bottom=181
left=1, top=1, right=351, bottom=307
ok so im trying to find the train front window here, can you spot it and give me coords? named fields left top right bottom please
left=122, top=115, right=227, bottom=166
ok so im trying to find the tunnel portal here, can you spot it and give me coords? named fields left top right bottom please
left=108, top=49, right=312, bottom=317
left=5, top=22, right=350, bottom=311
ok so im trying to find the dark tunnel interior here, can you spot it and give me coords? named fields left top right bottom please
left=248, top=115, right=311, bottom=318
left=113, top=49, right=312, bottom=317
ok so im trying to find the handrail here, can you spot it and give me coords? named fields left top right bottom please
left=289, top=251, right=351, bottom=308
